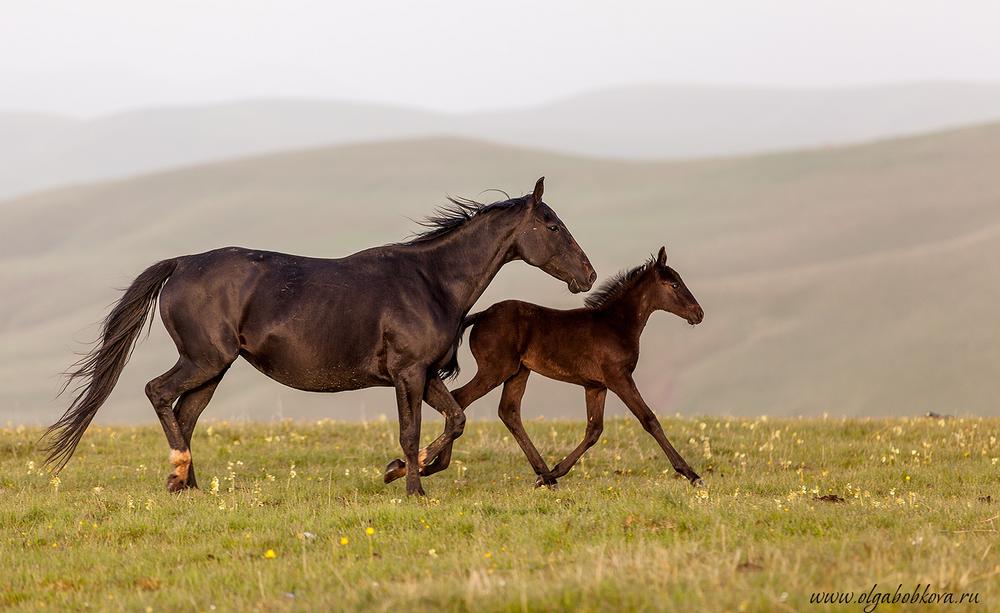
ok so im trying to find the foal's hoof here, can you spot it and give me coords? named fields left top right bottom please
left=166, top=473, right=192, bottom=493
left=691, top=477, right=706, bottom=488
left=534, top=475, right=558, bottom=489
left=406, top=484, right=426, bottom=497
left=383, top=459, right=406, bottom=484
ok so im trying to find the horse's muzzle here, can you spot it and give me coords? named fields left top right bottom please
left=568, top=271, right=596, bottom=294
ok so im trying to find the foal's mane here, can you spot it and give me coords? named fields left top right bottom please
left=404, top=192, right=525, bottom=244
left=584, top=255, right=656, bottom=310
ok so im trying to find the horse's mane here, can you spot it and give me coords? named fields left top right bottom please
left=584, top=255, right=656, bottom=310
left=404, top=192, right=524, bottom=244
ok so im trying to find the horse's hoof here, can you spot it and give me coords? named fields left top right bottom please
left=534, top=475, right=558, bottom=489
left=166, top=474, right=190, bottom=493
left=407, top=484, right=426, bottom=497
left=691, top=477, right=706, bottom=488
left=384, top=459, right=406, bottom=484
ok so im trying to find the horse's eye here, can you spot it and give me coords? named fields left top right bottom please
left=671, top=283, right=679, bottom=289
left=547, top=225, right=559, bottom=232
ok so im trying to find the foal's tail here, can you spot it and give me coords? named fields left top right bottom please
left=42, top=258, right=178, bottom=471
left=437, top=311, right=485, bottom=381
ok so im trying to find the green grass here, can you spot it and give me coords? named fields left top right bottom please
left=1, top=416, right=998, bottom=611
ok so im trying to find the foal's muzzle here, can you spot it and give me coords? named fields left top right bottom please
left=687, top=306, right=705, bottom=325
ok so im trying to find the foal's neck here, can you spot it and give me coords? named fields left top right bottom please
left=603, top=276, right=657, bottom=342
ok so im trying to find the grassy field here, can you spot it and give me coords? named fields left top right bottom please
left=1, top=416, right=998, bottom=611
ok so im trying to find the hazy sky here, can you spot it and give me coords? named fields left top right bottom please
left=2, top=0, right=999, bottom=116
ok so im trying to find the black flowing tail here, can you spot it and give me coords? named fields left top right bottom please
left=437, top=311, right=485, bottom=381
left=42, top=258, right=178, bottom=471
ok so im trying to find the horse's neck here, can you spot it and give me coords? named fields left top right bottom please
left=416, top=211, right=520, bottom=314
left=605, top=280, right=655, bottom=342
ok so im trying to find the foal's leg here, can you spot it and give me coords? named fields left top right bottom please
left=608, top=374, right=702, bottom=486
left=496, top=367, right=555, bottom=486
left=392, top=367, right=427, bottom=496
left=146, top=359, right=229, bottom=492
left=542, top=386, right=607, bottom=484
left=174, top=370, right=227, bottom=488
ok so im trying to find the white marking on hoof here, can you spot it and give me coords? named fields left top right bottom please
left=169, top=449, right=191, bottom=481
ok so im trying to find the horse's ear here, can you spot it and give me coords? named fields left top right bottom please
left=657, top=246, right=668, bottom=267
left=531, top=176, right=545, bottom=204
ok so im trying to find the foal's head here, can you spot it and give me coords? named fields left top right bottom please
left=644, top=246, right=704, bottom=325
left=511, top=177, right=596, bottom=294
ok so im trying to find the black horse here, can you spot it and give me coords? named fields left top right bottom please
left=44, top=178, right=595, bottom=496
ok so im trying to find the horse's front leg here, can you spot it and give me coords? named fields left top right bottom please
left=384, top=364, right=510, bottom=483
left=414, top=378, right=467, bottom=476
left=392, top=367, right=427, bottom=496
left=384, top=378, right=466, bottom=481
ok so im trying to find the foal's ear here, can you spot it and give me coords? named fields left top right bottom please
left=531, top=176, right=545, bottom=203
left=657, top=246, right=668, bottom=267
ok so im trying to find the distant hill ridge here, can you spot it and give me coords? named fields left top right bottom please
left=4, top=82, right=1000, bottom=199
left=2, top=122, right=999, bottom=424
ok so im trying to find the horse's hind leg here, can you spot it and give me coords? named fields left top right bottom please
left=496, top=367, right=555, bottom=486
left=174, top=370, right=228, bottom=488
left=543, top=386, right=607, bottom=484
left=147, top=358, right=232, bottom=492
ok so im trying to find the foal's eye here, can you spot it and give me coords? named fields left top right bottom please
left=671, top=283, right=679, bottom=289
left=547, top=225, right=559, bottom=232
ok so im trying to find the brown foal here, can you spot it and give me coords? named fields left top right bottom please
left=386, top=246, right=705, bottom=487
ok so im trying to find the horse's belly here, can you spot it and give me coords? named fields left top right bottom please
left=238, top=344, right=390, bottom=393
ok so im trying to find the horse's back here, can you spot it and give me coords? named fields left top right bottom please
left=158, top=246, right=416, bottom=391
left=163, top=246, right=376, bottom=316
left=158, top=247, right=264, bottom=333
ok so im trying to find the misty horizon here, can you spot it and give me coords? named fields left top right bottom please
left=5, top=1, right=1000, bottom=116
left=5, top=79, right=1000, bottom=120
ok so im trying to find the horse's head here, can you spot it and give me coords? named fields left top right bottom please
left=512, top=177, right=596, bottom=294
left=648, top=246, right=703, bottom=325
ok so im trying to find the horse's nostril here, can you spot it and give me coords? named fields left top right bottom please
left=588, top=271, right=597, bottom=285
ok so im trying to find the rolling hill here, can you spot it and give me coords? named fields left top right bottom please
left=1, top=125, right=999, bottom=426
left=5, top=82, right=1000, bottom=199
